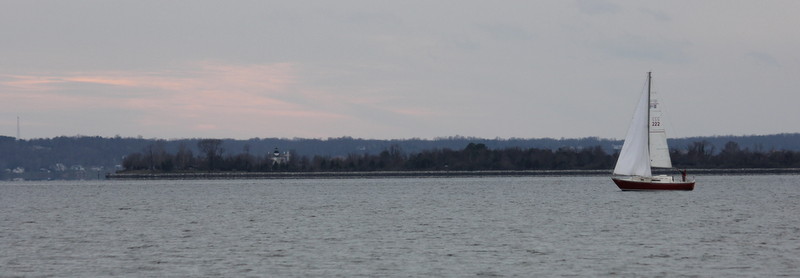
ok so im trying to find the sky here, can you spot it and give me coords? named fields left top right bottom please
left=2, top=1, right=799, bottom=140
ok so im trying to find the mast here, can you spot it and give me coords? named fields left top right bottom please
left=646, top=72, right=651, bottom=160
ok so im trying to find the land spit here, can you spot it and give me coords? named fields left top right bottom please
left=106, top=168, right=800, bottom=180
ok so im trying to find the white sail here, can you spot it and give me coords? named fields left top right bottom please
left=613, top=83, right=652, bottom=177
left=648, top=89, right=673, bottom=168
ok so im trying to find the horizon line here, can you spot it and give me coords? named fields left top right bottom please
left=3, top=132, right=799, bottom=142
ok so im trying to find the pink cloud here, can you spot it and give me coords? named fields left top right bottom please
left=388, top=107, right=439, bottom=117
left=1, top=61, right=449, bottom=139
left=1, top=74, right=68, bottom=91
left=0, top=62, right=361, bottom=137
left=2, top=62, right=296, bottom=109
left=63, top=76, right=138, bottom=87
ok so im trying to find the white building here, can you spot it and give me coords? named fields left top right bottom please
left=271, top=147, right=291, bottom=165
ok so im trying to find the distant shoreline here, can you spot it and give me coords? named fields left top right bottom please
left=106, top=168, right=800, bottom=180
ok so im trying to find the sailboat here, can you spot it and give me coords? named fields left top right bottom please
left=611, top=72, right=695, bottom=191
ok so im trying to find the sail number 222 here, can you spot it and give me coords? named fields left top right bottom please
left=651, top=117, right=661, bottom=127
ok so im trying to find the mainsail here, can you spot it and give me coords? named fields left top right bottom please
left=648, top=89, right=673, bottom=168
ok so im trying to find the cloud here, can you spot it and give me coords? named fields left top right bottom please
left=638, top=8, right=671, bottom=22
left=476, top=23, right=536, bottom=42
left=745, top=51, right=781, bottom=67
left=596, top=35, right=691, bottom=63
left=575, top=0, right=620, bottom=15
left=0, top=61, right=440, bottom=138
left=3, top=1, right=799, bottom=139
left=0, top=74, right=66, bottom=92
left=0, top=62, right=360, bottom=137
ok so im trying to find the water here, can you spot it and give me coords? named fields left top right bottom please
left=1, top=175, right=798, bottom=277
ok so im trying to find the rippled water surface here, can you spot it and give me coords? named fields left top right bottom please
left=1, top=175, right=799, bottom=277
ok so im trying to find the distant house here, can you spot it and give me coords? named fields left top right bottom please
left=271, top=147, right=291, bottom=165
left=54, top=163, right=67, bottom=172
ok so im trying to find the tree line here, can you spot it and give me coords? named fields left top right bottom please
left=672, top=141, right=800, bottom=169
left=120, top=139, right=800, bottom=173
left=6, top=133, right=800, bottom=172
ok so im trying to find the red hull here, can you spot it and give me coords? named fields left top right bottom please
left=612, top=178, right=695, bottom=191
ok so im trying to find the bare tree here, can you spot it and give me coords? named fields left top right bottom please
left=197, top=139, right=224, bottom=171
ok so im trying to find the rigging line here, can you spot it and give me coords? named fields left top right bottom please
left=639, top=74, right=649, bottom=100
left=616, top=74, right=651, bottom=142
left=627, top=72, right=650, bottom=124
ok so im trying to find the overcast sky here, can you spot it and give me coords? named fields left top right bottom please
left=2, top=1, right=798, bottom=140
